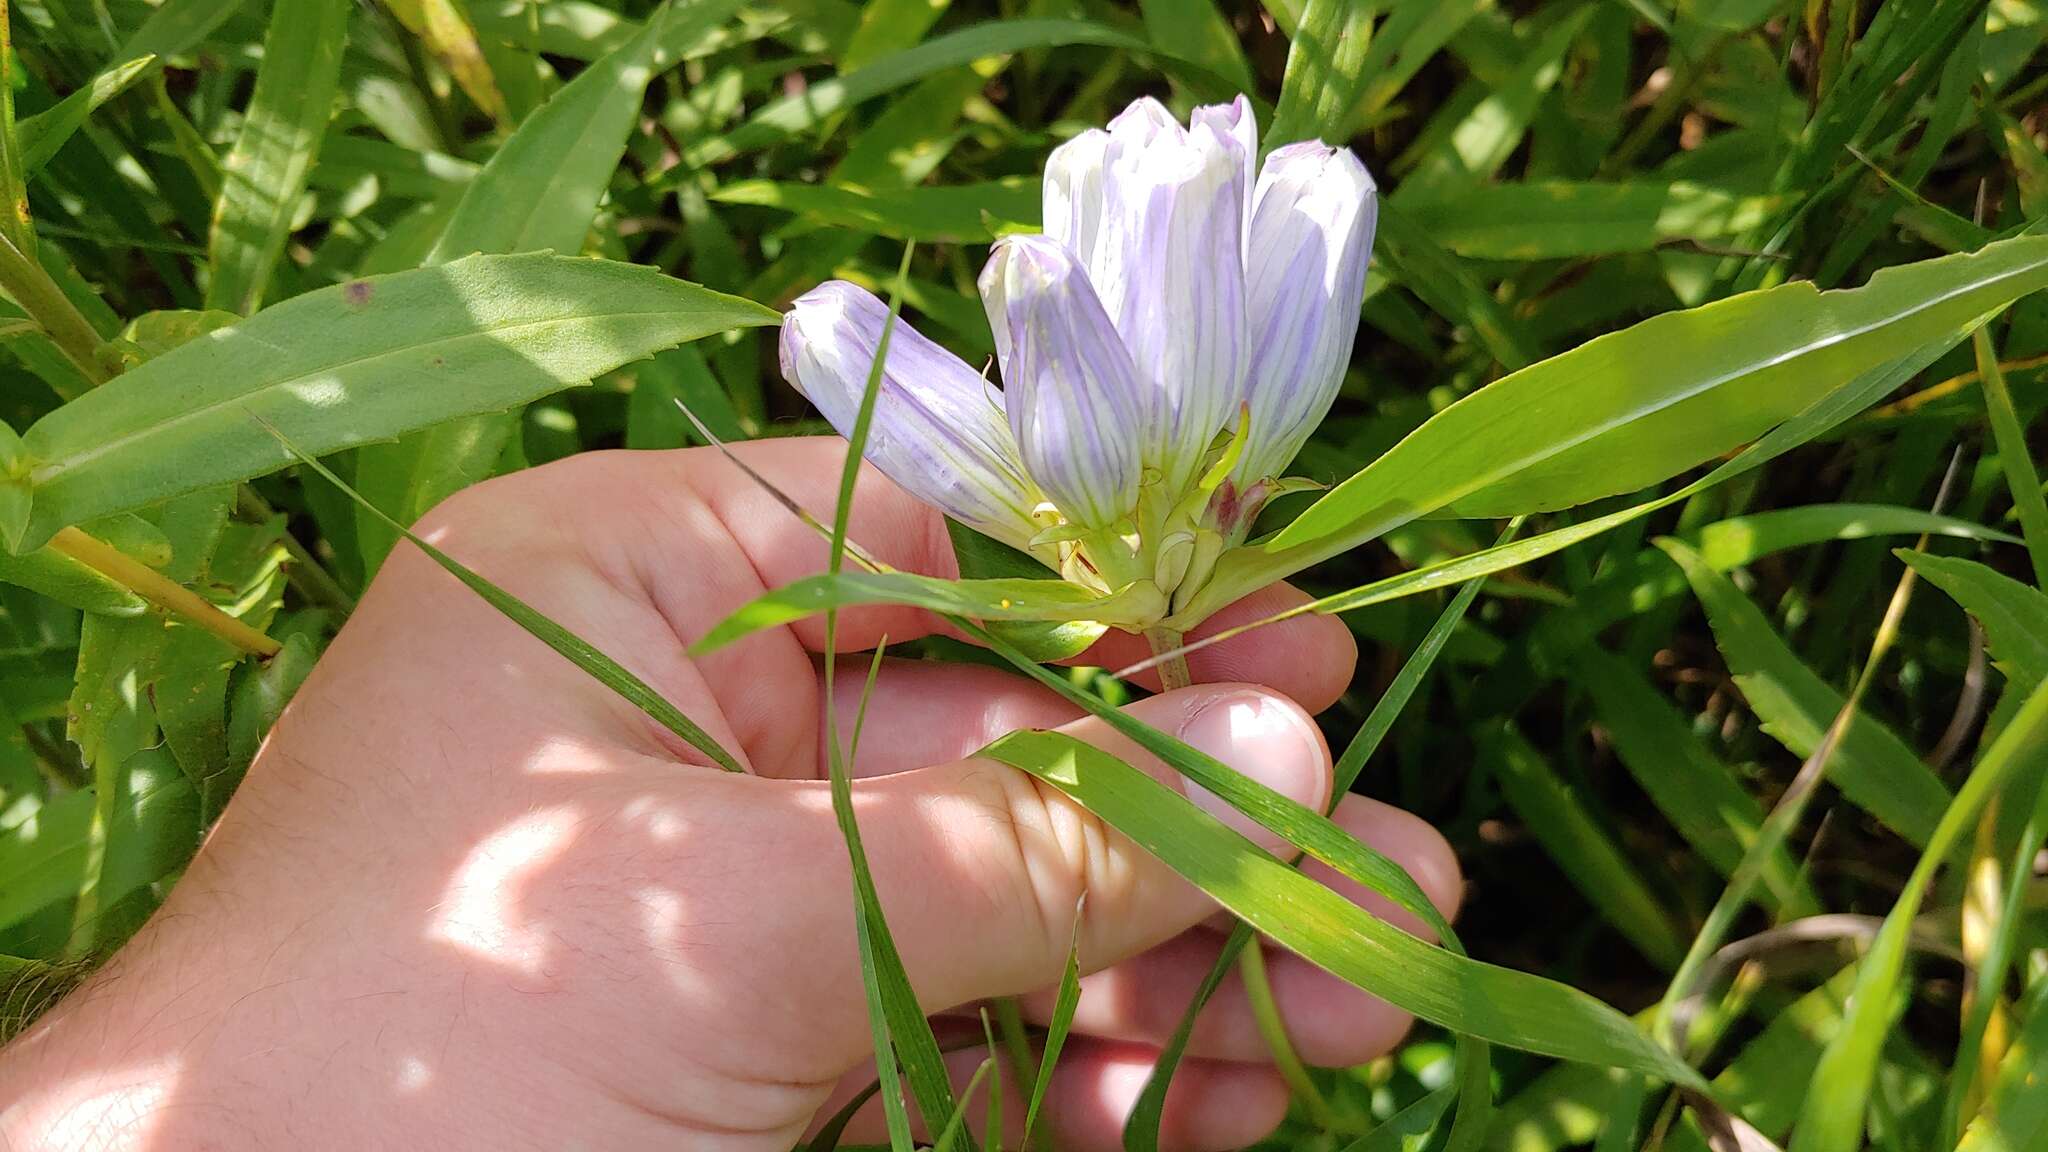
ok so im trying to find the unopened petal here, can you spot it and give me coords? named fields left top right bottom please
left=1190, top=95, right=1258, bottom=242
left=980, top=236, right=1144, bottom=528
left=1092, top=96, right=1254, bottom=489
left=1043, top=129, right=1112, bottom=282
left=1239, top=141, right=1377, bottom=482
left=781, top=282, right=1041, bottom=548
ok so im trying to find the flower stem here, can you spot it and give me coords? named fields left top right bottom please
left=0, top=231, right=110, bottom=390
left=1144, top=627, right=1193, bottom=691
left=49, top=527, right=281, bottom=657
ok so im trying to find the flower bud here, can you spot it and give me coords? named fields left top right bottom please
left=1090, top=96, right=1253, bottom=491
left=781, top=281, right=1041, bottom=548
left=979, top=236, right=1145, bottom=529
left=1238, top=141, right=1377, bottom=482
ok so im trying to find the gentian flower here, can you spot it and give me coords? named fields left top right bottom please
left=779, top=94, right=1377, bottom=627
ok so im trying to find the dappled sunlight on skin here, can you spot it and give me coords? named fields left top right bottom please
left=395, top=1054, right=434, bottom=1093
left=429, top=806, right=583, bottom=977
left=19, top=1058, right=181, bottom=1149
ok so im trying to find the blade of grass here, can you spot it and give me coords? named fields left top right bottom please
left=1655, top=464, right=1958, bottom=1052
left=977, top=1009, right=1000, bottom=1151
left=1239, top=936, right=1331, bottom=1122
left=1340, top=1085, right=1457, bottom=1152
left=1793, top=676, right=2048, bottom=1152
left=818, top=240, right=963, bottom=1141
left=262, top=426, right=746, bottom=774
left=1126, top=523, right=1512, bottom=1150
left=1973, top=326, right=2048, bottom=587
left=932, top=1059, right=994, bottom=1152
left=204, top=0, right=351, bottom=315
left=1022, top=899, right=1084, bottom=1151
left=1942, top=747, right=2048, bottom=1142
left=979, top=726, right=1703, bottom=1087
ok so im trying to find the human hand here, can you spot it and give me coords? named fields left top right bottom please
left=0, top=439, right=1459, bottom=1151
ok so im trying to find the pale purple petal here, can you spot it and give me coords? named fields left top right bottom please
left=781, top=281, right=1041, bottom=548
left=1239, top=141, right=1377, bottom=481
left=1190, top=95, right=1258, bottom=245
left=979, top=236, right=1144, bottom=528
left=1092, top=97, right=1252, bottom=490
left=1043, top=129, right=1112, bottom=282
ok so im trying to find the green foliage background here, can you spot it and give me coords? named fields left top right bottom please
left=1, top=0, right=2047, bottom=1148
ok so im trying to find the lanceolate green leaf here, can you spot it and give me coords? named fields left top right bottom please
left=356, top=0, right=737, bottom=576
left=1659, top=537, right=1950, bottom=847
left=9, top=255, right=778, bottom=552
left=425, top=0, right=720, bottom=263
left=1401, top=181, right=1784, bottom=261
left=1268, top=0, right=1371, bottom=148
left=1896, top=550, right=2048, bottom=691
left=981, top=728, right=1703, bottom=1086
left=1270, top=235, right=2048, bottom=554
left=204, top=0, right=351, bottom=315
left=1177, top=274, right=2000, bottom=627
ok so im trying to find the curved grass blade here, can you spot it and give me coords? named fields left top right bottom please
left=1023, top=901, right=1084, bottom=1151
left=1265, top=234, right=2048, bottom=557
left=1342, top=1085, right=1458, bottom=1152
left=819, top=241, right=962, bottom=1141
left=1973, top=327, right=2048, bottom=586
left=205, top=0, right=351, bottom=315
left=1793, top=678, right=2048, bottom=1152
left=1174, top=314, right=1982, bottom=650
left=981, top=727, right=1703, bottom=1086
left=266, top=429, right=746, bottom=774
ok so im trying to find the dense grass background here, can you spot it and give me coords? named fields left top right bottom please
left=2, top=0, right=2048, bottom=1148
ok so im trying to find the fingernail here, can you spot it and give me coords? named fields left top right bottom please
left=1174, top=690, right=1330, bottom=842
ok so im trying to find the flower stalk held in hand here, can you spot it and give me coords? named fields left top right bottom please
left=780, top=95, right=1377, bottom=645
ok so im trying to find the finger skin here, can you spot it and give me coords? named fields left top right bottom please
left=851, top=685, right=1333, bottom=1016
left=824, top=657, right=1080, bottom=778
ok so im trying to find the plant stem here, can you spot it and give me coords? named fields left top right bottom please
left=0, top=231, right=109, bottom=387
left=1144, top=627, right=1193, bottom=691
left=47, top=527, right=281, bottom=656
left=1237, top=936, right=1332, bottom=1126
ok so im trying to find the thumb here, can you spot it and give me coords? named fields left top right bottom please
left=856, top=684, right=1333, bottom=1015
